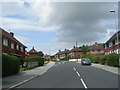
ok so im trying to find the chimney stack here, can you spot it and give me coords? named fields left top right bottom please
left=73, top=46, right=76, bottom=48
left=95, top=42, right=98, bottom=46
left=10, top=32, right=14, bottom=37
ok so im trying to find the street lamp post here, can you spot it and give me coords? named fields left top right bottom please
left=110, top=10, right=120, bottom=66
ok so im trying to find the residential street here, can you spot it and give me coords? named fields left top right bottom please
left=16, top=61, right=118, bottom=88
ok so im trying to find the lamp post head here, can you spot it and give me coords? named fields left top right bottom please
left=110, top=10, right=115, bottom=12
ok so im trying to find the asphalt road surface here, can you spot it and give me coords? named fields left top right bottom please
left=17, top=61, right=118, bottom=88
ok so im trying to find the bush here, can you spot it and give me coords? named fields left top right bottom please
left=60, top=56, right=70, bottom=61
left=106, top=53, right=119, bottom=67
left=2, top=54, right=20, bottom=77
left=99, top=55, right=107, bottom=65
left=92, top=55, right=100, bottom=63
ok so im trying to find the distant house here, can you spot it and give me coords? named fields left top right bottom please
left=44, top=54, right=51, bottom=59
left=87, top=42, right=104, bottom=54
left=55, top=50, right=63, bottom=59
left=104, top=31, right=120, bottom=54
left=62, top=49, right=70, bottom=57
left=69, top=46, right=84, bottom=59
left=27, top=47, right=39, bottom=57
left=0, top=28, right=27, bottom=58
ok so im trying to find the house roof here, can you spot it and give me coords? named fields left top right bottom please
left=106, top=30, right=120, bottom=44
left=0, top=28, right=27, bottom=48
left=71, top=46, right=84, bottom=52
left=55, top=50, right=63, bottom=55
left=28, top=47, right=38, bottom=54
left=63, top=49, right=70, bottom=54
left=88, top=42, right=104, bottom=51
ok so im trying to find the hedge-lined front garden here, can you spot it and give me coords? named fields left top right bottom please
left=2, top=54, right=20, bottom=77
left=2, top=54, right=45, bottom=77
left=24, top=56, right=44, bottom=66
left=81, top=53, right=119, bottom=67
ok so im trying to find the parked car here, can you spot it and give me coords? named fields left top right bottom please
left=81, top=58, right=91, bottom=65
left=51, top=59, right=57, bottom=62
left=56, top=59, right=60, bottom=62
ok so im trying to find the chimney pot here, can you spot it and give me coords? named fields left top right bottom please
left=10, top=32, right=14, bottom=37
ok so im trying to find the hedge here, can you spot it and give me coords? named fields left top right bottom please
left=60, top=56, right=70, bottom=61
left=2, top=54, right=20, bottom=77
left=106, top=53, right=119, bottom=67
left=24, top=56, right=44, bottom=66
left=81, top=53, right=119, bottom=67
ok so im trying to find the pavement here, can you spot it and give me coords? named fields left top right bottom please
left=16, top=61, right=118, bottom=88
left=2, top=61, right=55, bottom=89
left=91, top=63, right=119, bottom=75
left=77, top=60, right=119, bottom=75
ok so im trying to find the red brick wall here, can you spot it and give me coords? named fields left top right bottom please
left=2, top=37, right=26, bottom=58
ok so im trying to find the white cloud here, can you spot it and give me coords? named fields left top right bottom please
left=0, top=1, right=118, bottom=55
left=0, top=16, right=60, bottom=31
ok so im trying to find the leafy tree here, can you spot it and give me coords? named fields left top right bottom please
left=38, top=51, right=44, bottom=57
left=79, top=44, right=91, bottom=54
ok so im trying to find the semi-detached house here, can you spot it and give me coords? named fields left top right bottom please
left=0, top=28, right=27, bottom=58
left=104, top=30, right=120, bottom=54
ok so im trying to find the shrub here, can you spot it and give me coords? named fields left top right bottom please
left=81, top=54, right=95, bottom=62
left=92, top=55, right=100, bottom=63
left=99, top=55, right=107, bottom=65
left=60, top=56, right=70, bottom=61
left=106, top=53, right=119, bottom=67
left=2, top=54, right=20, bottom=77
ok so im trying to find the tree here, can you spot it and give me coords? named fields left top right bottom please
left=38, top=51, right=44, bottom=57
left=80, top=45, right=90, bottom=54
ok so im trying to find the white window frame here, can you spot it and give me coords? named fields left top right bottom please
left=17, top=44, right=19, bottom=50
left=109, top=42, right=113, bottom=47
left=115, top=39, right=118, bottom=45
left=20, top=46, right=24, bottom=52
left=3, top=37, right=8, bottom=46
left=11, top=41, right=14, bottom=49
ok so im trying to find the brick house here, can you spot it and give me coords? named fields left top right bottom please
left=55, top=50, right=63, bottom=59
left=44, top=54, right=51, bottom=59
left=0, top=28, right=27, bottom=58
left=55, top=49, right=70, bottom=59
left=104, top=31, right=120, bottom=54
left=62, top=49, right=70, bottom=57
left=87, top=42, right=104, bottom=54
left=27, top=47, right=39, bottom=57
left=69, top=46, right=84, bottom=59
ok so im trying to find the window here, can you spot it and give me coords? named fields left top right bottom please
left=20, top=46, right=24, bottom=52
left=3, top=37, right=8, bottom=46
left=109, top=42, right=113, bottom=47
left=105, top=44, right=107, bottom=49
left=115, top=39, right=118, bottom=45
left=17, top=44, right=19, bottom=50
left=11, top=41, right=14, bottom=49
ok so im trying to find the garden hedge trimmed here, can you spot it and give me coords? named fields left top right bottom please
left=2, top=54, right=20, bottom=77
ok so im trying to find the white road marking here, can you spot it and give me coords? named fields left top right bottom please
left=80, top=79, right=87, bottom=89
left=59, top=62, right=60, bottom=64
left=73, top=67, right=76, bottom=71
left=76, top=71, right=80, bottom=77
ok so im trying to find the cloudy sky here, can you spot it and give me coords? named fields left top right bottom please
left=0, top=1, right=118, bottom=55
